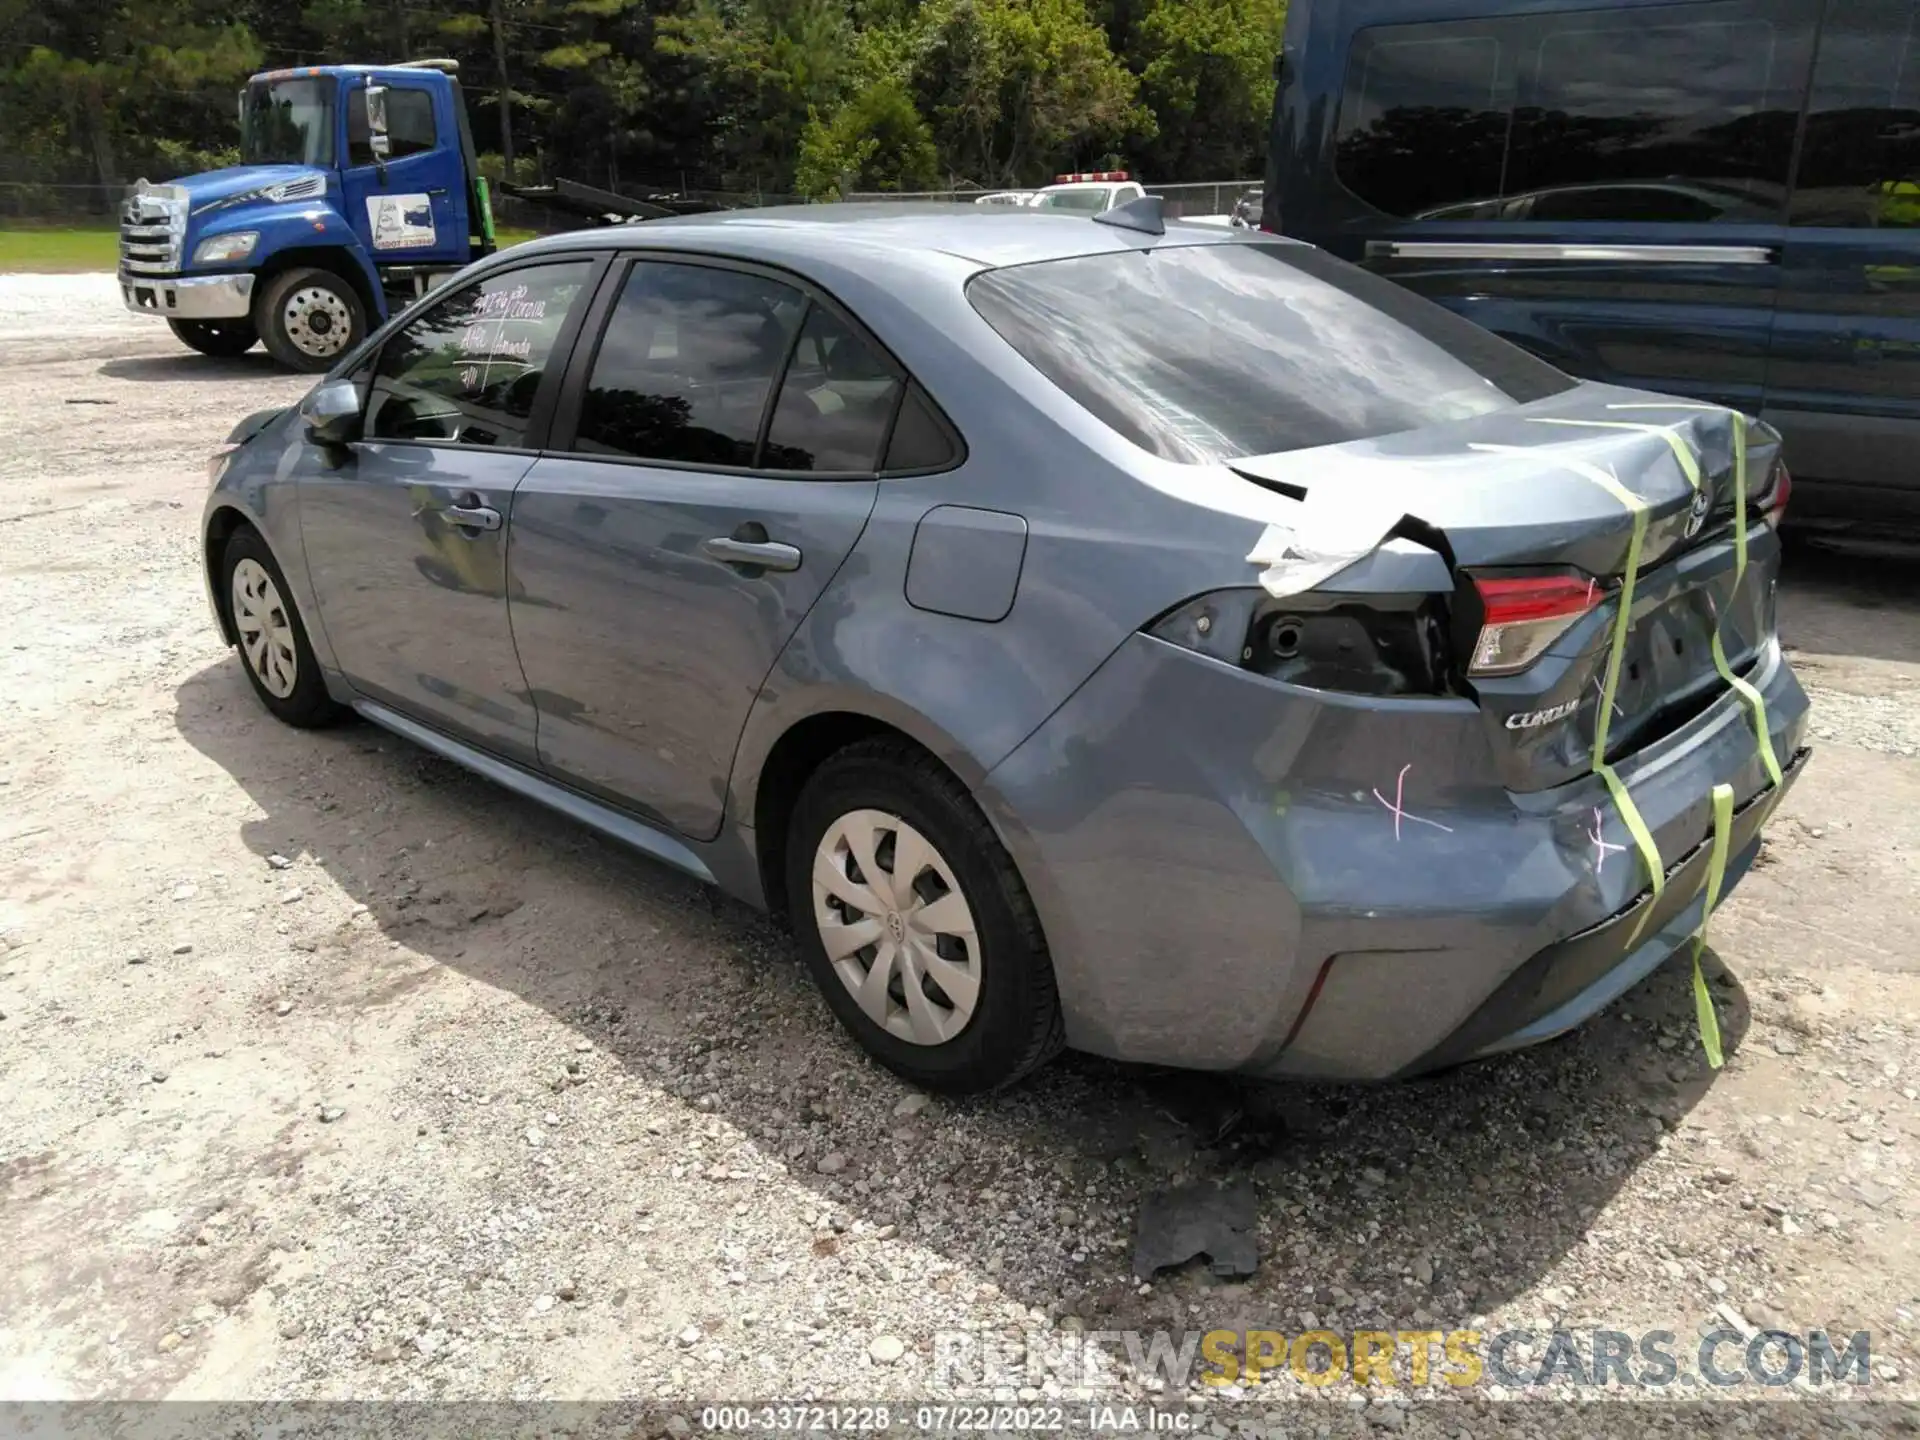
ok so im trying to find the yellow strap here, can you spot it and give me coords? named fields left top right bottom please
left=1480, top=412, right=1780, bottom=1066
left=1528, top=416, right=1704, bottom=492
left=1602, top=407, right=1783, bottom=786
left=1472, top=443, right=1665, bottom=942
left=1689, top=783, right=1735, bottom=1070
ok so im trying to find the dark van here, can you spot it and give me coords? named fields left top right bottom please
left=1264, top=0, right=1920, bottom=528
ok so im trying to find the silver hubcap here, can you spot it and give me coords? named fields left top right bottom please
left=231, top=558, right=298, bottom=699
left=281, top=285, right=352, bottom=358
left=812, top=810, right=981, bottom=1046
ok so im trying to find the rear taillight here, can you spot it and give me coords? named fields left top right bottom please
left=1762, top=463, right=1792, bottom=530
left=1468, top=573, right=1601, bottom=677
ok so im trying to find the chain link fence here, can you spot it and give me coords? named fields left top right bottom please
left=845, top=179, right=1260, bottom=219
left=0, top=182, right=129, bottom=221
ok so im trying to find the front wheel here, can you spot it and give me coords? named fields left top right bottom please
left=255, top=266, right=366, bottom=372
left=784, top=739, right=1064, bottom=1094
left=221, top=525, right=346, bottom=728
left=168, top=318, right=258, bottom=357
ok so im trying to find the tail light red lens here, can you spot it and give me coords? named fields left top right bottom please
left=1469, top=573, right=1602, bottom=677
left=1763, top=463, right=1792, bottom=530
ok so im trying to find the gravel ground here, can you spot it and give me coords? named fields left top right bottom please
left=2, top=274, right=1918, bottom=1436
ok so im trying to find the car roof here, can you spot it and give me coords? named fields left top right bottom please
left=500, top=201, right=1267, bottom=270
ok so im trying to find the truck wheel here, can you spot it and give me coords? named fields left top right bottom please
left=255, top=267, right=366, bottom=372
left=167, top=318, right=258, bottom=358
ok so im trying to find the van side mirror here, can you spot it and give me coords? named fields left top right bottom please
left=302, top=379, right=363, bottom=445
left=366, top=83, right=392, bottom=161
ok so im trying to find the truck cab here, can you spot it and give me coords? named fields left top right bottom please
left=119, top=60, right=496, bottom=370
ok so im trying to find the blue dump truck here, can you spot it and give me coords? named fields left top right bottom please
left=118, top=59, right=693, bottom=370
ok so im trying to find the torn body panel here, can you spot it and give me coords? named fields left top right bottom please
left=982, top=616, right=1807, bottom=1079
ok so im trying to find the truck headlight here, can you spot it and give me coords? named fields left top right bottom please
left=193, top=231, right=259, bottom=265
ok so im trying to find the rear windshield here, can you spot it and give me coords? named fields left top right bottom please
left=966, top=241, right=1576, bottom=463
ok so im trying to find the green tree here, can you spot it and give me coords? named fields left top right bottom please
left=1127, top=0, right=1283, bottom=180
left=913, top=0, right=1144, bottom=187
left=796, top=77, right=938, bottom=196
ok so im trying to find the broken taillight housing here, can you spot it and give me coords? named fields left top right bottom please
left=1762, top=462, right=1792, bottom=531
left=1468, top=573, right=1601, bottom=677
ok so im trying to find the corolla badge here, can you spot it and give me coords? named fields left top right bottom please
left=1684, top=484, right=1712, bottom=539
left=1505, top=698, right=1582, bottom=730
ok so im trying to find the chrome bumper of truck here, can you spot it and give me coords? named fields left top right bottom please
left=119, top=273, right=254, bottom=320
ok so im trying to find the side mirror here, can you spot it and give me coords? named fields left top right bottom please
left=365, top=82, right=392, bottom=161
left=302, top=379, right=363, bottom=445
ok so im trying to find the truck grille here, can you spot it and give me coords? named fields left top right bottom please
left=119, top=185, right=185, bottom=276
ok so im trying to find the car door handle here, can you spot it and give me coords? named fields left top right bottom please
left=444, top=503, right=502, bottom=533
left=701, top=537, right=802, bottom=572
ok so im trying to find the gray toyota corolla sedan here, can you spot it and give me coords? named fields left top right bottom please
left=201, top=203, right=1808, bottom=1092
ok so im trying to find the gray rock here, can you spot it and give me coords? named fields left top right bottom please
left=664, top=1418, right=692, bottom=1440
left=817, top=1152, right=848, bottom=1175
left=172, top=943, right=193, bottom=956
left=868, top=1334, right=906, bottom=1365
left=150, top=1070, right=169, bottom=1084
left=557, top=1282, right=579, bottom=1302
left=278, top=1318, right=305, bottom=1339
left=274, top=1001, right=294, bottom=1017
left=267, top=854, right=294, bottom=870
left=1413, top=1256, right=1433, bottom=1286
left=1771, top=1034, right=1801, bottom=1057
left=280, top=888, right=304, bottom=905
left=893, top=1093, right=930, bottom=1118
left=318, top=1106, right=344, bottom=1123
left=127, top=954, right=149, bottom=966
left=1780, top=1215, right=1803, bottom=1236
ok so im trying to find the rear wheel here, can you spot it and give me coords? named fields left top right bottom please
left=221, top=525, right=345, bottom=728
left=167, top=318, right=258, bottom=357
left=784, top=739, right=1064, bottom=1093
left=255, top=266, right=365, bottom=372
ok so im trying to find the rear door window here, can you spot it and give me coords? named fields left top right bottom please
left=760, top=306, right=903, bottom=473
left=967, top=242, right=1575, bottom=464
left=1790, top=0, right=1920, bottom=227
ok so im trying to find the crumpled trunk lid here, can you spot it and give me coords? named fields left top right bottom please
left=1229, top=383, right=1785, bottom=794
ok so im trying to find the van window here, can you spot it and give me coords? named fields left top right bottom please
left=1504, top=10, right=1804, bottom=219
left=1335, top=25, right=1508, bottom=219
left=1334, top=1, right=1813, bottom=223
left=967, top=243, right=1575, bottom=465
left=1790, top=0, right=1920, bottom=227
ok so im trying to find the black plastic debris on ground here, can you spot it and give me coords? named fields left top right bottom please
left=1132, top=1181, right=1258, bottom=1280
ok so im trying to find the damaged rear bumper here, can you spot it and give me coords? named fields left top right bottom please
left=981, top=625, right=1809, bottom=1082
left=1407, top=743, right=1807, bottom=1074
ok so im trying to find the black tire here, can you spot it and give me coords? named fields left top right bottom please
left=167, top=318, right=258, bottom=357
left=220, top=525, right=346, bottom=728
left=254, top=266, right=366, bottom=373
left=784, top=738, right=1064, bottom=1094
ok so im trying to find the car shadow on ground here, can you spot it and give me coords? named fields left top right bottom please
left=1779, top=537, right=1920, bottom=666
left=172, top=659, right=1749, bottom=1339
left=98, top=353, right=287, bottom=383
